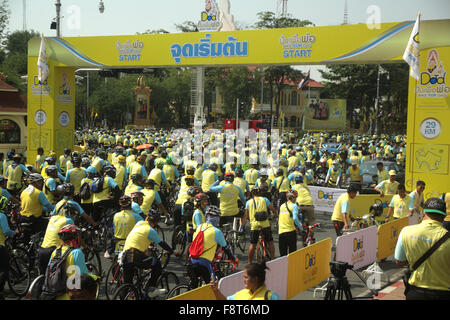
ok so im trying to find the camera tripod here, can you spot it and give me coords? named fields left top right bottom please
left=324, top=274, right=353, bottom=300
left=323, top=261, right=378, bottom=300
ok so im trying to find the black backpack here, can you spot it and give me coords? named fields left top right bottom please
left=182, top=199, right=195, bottom=221
left=41, top=246, right=73, bottom=300
left=79, top=181, right=91, bottom=200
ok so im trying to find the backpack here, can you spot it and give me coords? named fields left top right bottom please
left=182, top=199, right=195, bottom=221
left=189, top=225, right=213, bottom=259
left=79, top=181, right=91, bottom=200
left=90, top=176, right=105, bottom=193
left=41, top=246, right=73, bottom=300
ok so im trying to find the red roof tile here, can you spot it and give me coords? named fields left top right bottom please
left=0, top=79, right=18, bottom=92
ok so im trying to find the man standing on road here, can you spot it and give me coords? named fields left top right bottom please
left=331, top=185, right=358, bottom=236
left=374, top=170, right=399, bottom=197
left=394, top=198, right=450, bottom=300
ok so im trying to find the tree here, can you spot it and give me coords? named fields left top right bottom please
left=319, top=63, right=409, bottom=132
left=253, top=12, right=313, bottom=127
left=208, top=66, right=261, bottom=118
left=1, top=29, right=39, bottom=92
left=0, top=0, right=10, bottom=47
left=174, top=21, right=198, bottom=33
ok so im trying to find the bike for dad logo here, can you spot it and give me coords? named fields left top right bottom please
left=417, top=49, right=449, bottom=98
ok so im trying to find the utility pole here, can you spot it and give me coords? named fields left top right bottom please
left=343, top=0, right=348, bottom=25
left=23, top=0, right=27, bottom=31
left=55, top=0, right=61, bottom=37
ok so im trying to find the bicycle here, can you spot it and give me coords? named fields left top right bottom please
left=112, top=262, right=179, bottom=300
left=166, top=248, right=238, bottom=299
left=104, top=245, right=171, bottom=300
left=255, top=227, right=271, bottom=264
left=221, top=222, right=248, bottom=256
left=6, top=237, right=31, bottom=298
left=301, top=223, right=320, bottom=247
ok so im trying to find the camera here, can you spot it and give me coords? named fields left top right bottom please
left=330, top=261, right=353, bottom=278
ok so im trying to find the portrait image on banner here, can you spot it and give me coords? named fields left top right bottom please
left=304, top=99, right=346, bottom=130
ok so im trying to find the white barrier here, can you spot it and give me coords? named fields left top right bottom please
left=218, top=256, right=289, bottom=300
left=335, top=226, right=378, bottom=272
left=308, top=186, right=346, bottom=213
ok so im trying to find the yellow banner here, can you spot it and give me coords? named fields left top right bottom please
left=286, top=238, right=332, bottom=299
left=304, top=99, right=346, bottom=130
left=377, top=217, right=409, bottom=260
left=406, top=46, right=450, bottom=199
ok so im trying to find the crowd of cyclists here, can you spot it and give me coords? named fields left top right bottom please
left=0, top=128, right=410, bottom=300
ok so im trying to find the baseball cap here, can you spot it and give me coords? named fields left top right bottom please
left=389, top=170, right=396, bottom=176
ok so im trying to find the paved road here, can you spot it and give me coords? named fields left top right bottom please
left=5, top=209, right=405, bottom=300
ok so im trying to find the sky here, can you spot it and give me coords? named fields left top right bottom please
left=6, top=0, right=450, bottom=81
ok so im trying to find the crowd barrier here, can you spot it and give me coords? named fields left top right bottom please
left=335, top=226, right=378, bottom=272
left=377, top=217, right=409, bottom=261
left=168, top=284, right=216, bottom=300
left=308, top=186, right=393, bottom=220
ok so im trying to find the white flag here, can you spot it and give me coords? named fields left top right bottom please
left=403, top=14, right=420, bottom=80
left=37, top=34, right=49, bottom=83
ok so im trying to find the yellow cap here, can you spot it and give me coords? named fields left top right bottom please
left=118, top=155, right=126, bottom=162
left=389, top=170, right=396, bottom=176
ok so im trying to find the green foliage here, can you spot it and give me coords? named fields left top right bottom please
left=0, top=29, right=39, bottom=92
left=0, top=0, right=10, bottom=47
left=208, top=66, right=261, bottom=118
left=174, top=21, right=198, bottom=33
left=253, top=11, right=314, bottom=29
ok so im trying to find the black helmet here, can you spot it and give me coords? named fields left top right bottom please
left=205, top=205, right=221, bottom=217
left=235, top=168, right=244, bottom=177
left=276, top=168, right=284, bottom=176
left=45, top=165, right=58, bottom=175
left=103, top=165, right=116, bottom=178
left=72, top=157, right=81, bottom=165
left=209, top=163, right=218, bottom=171
left=187, top=186, right=202, bottom=197
left=45, top=157, right=56, bottom=165
left=57, top=183, right=75, bottom=197
left=186, top=167, right=195, bottom=175
left=81, top=157, right=91, bottom=168
left=28, top=173, right=44, bottom=184
left=131, top=173, right=143, bottom=183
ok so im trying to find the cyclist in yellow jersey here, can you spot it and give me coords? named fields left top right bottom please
left=278, top=190, right=302, bottom=256
left=58, top=148, right=71, bottom=176
left=210, top=172, right=246, bottom=226
left=244, top=164, right=260, bottom=189
left=211, top=261, right=281, bottom=300
left=124, top=173, right=144, bottom=196
left=234, top=168, right=250, bottom=196
left=394, top=198, right=450, bottom=300
left=106, top=195, right=144, bottom=258
left=140, top=179, right=168, bottom=219
left=241, top=187, right=277, bottom=264
left=345, top=159, right=362, bottom=185
left=122, top=212, right=177, bottom=297
left=64, top=157, right=86, bottom=201
left=41, top=224, right=90, bottom=300
left=376, top=162, right=389, bottom=184
left=113, top=155, right=128, bottom=191
left=189, top=205, right=237, bottom=288
left=374, top=170, right=400, bottom=197
left=0, top=196, right=16, bottom=299
left=272, top=168, right=290, bottom=211
left=385, top=184, right=414, bottom=222
left=331, top=185, right=358, bottom=236
left=291, top=176, right=316, bottom=242
left=5, top=154, right=31, bottom=196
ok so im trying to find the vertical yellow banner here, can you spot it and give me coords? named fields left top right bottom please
left=406, top=46, right=450, bottom=199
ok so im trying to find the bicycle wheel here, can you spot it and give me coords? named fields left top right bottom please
left=237, top=231, right=249, bottom=254
left=84, top=248, right=102, bottom=277
left=154, top=224, right=165, bottom=242
left=156, top=271, right=179, bottom=296
left=104, top=262, right=124, bottom=300
left=171, top=225, right=186, bottom=256
left=27, top=275, right=45, bottom=300
left=112, top=283, right=140, bottom=300
left=166, top=284, right=191, bottom=299
left=8, top=247, right=31, bottom=297
left=255, top=240, right=271, bottom=264
left=225, top=232, right=235, bottom=255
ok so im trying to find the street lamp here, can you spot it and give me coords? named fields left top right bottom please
left=52, top=1, right=105, bottom=37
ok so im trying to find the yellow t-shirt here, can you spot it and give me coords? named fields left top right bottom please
left=399, top=220, right=450, bottom=291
